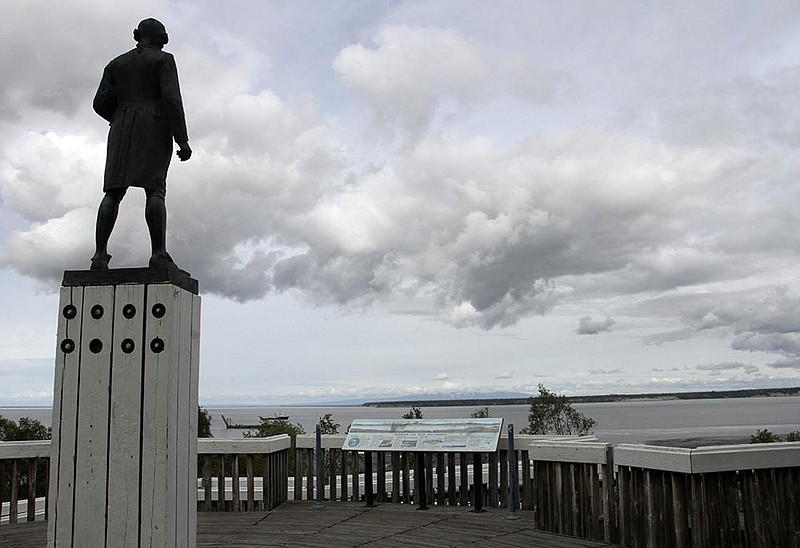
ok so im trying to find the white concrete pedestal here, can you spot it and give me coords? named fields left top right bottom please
left=47, top=270, right=201, bottom=548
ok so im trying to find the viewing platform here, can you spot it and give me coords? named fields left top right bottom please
left=1, top=501, right=615, bottom=547
left=2, top=435, right=799, bottom=547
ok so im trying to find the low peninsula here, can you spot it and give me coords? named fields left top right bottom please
left=362, top=386, right=800, bottom=408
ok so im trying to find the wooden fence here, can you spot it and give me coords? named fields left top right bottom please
left=526, top=440, right=800, bottom=547
left=292, top=434, right=586, bottom=508
left=0, top=437, right=291, bottom=524
left=612, top=442, right=800, bottom=548
left=3, top=436, right=800, bottom=548
left=196, top=436, right=290, bottom=512
left=527, top=440, right=614, bottom=542
left=0, top=440, right=50, bottom=524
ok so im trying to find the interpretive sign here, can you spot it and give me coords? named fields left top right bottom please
left=342, top=418, right=504, bottom=453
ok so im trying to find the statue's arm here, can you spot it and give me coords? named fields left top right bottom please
left=159, top=53, right=189, bottom=146
left=93, top=65, right=117, bottom=123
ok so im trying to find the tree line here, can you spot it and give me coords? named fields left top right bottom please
left=5, top=384, right=794, bottom=446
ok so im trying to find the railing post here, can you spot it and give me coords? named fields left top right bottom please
left=232, top=454, right=240, bottom=511
left=391, top=452, right=400, bottom=503
left=472, top=452, right=484, bottom=512
left=313, top=425, right=325, bottom=509
left=447, top=453, right=457, bottom=506
left=0, top=460, right=4, bottom=523
left=603, top=445, right=614, bottom=543
left=329, top=449, right=338, bottom=502
left=506, top=425, right=521, bottom=520
left=218, top=455, right=226, bottom=511
left=377, top=452, right=386, bottom=502
left=364, top=451, right=374, bottom=507
left=10, top=459, right=19, bottom=524
left=265, top=451, right=271, bottom=509
left=294, top=448, right=303, bottom=501
left=27, top=457, right=37, bottom=522
left=245, top=455, right=255, bottom=511
left=202, top=456, right=212, bottom=511
left=436, top=453, right=446, bottom=506
left=459, top=452, right=469, bottom=506
left=416, top=452, right=428, bottom=510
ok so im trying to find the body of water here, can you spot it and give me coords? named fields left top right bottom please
left=5, top=395, right=798, bottom=446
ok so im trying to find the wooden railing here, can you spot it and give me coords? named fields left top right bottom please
left=528, top=440, right=613, bottom=542
left=4, top=435, right=799, bottom=548
left=196, top=436, right=291, bottom=512
left=529, top=440, right=800, bottom=548
left=0, top=436, right=291, bottom=524
left=292, top=434, right=582, bottom=508
left=0, top=440, right=50, bottom=524
left=612, top=442, right=800, bottom=548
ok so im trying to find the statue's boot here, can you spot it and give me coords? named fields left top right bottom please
left=149, top=252, right=191, bottom=277
left=90, top=253, right=111, bottom=270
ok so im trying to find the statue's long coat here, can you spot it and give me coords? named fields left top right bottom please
left=93, top=45, right=188, bottom=192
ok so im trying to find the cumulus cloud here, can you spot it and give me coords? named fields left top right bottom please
left=0, top=1, right=150, bottom=121
left=332, top=25, right=489, bottom=138
left=589, top=367, right=624, bottom=375
left=768, top=357, right=800, bottom=370
left=500, top=58, right=573, bottom=104
left=695, top=362, right=760, bottom=375
left=434, top=372, right=449, bottom=380
left=4, top=1, right=800, bottom=344
left=0, top=132, right=102, bottom=222
left=642, top=329, right=700, bottom=345
left=577, top=316, right=615, bottom=335
left=732, top=333, right=800, bottom=356
left=495, top=371, right=514, bottom=379
left=637, top=288, right=800, bottom=379
left=696, top=362, right=746, bottom=372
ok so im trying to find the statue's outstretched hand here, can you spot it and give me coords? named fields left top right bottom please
left=177, top=142, right=192, bottom=161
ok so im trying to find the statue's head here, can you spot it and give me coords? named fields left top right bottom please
left=133, top=18, right=168, bottom=47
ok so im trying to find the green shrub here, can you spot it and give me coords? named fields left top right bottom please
left=402, top=406, right=423, bottom=419
left=750, top=429, right=782, bottom=443
left=198, top=406, right=213, bottom=438
left=521, top=384, right=597, bottom=436
left=471, top=407, right=490, bottom=418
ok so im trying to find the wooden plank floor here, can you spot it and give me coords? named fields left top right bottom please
left=1, top=502, right=618, bottom=547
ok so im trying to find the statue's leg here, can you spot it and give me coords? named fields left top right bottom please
left=146, top=188, right=188, bottom=274
left=145, top=189, right=168, bottom=259
left=91, top=189, right=126, bottom=269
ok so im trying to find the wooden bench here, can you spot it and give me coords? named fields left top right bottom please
left=342, top=418, right=504, bottom=510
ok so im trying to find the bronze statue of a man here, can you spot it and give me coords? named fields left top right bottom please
left=91, top=18, right=191, bottom=271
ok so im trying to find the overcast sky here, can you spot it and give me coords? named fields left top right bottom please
left=2, top=1, right=800, bottom=405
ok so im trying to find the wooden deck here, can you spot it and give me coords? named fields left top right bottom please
left=1, top=502, right=618, bottom=547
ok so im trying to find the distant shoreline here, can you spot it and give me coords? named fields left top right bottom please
left=3, top=386, right=799, bottom=411
left=362, top=386, right=800, bottom=408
